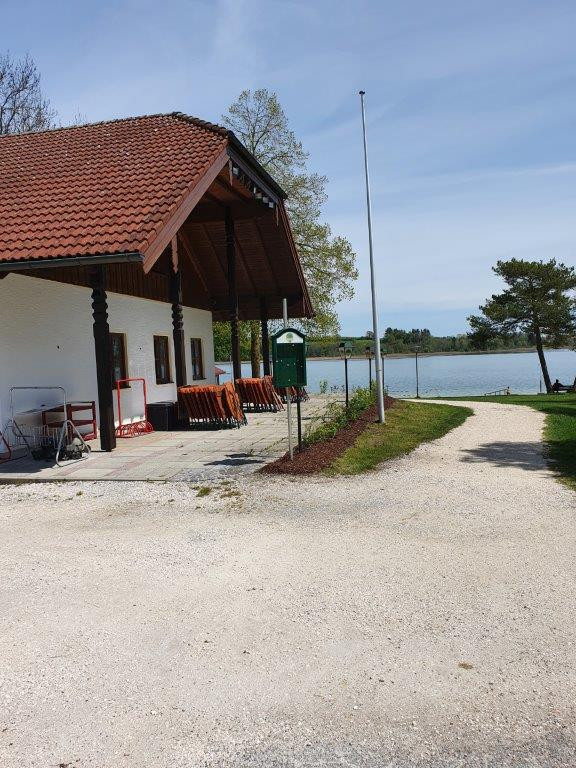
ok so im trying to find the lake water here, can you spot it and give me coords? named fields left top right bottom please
left=220, top=348, right=576, bottom=397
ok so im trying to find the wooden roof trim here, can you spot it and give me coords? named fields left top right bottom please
left=142, top=146, right=229, bottom=273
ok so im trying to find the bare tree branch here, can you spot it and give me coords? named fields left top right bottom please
left=0, top=52, right=56, bottom=135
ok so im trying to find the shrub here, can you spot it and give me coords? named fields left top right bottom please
left=304, top=387, right=376, bottom=446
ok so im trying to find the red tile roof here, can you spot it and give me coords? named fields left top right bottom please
left=0, top=113, right=229, bottom=264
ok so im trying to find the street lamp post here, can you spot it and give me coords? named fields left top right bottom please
left=365, top=344, right=373, bottom=389
left=414, top=345, right=421, bottom=398
left=359, top=90, right=385, bottom=423
left=380, top=346, right=386, bottom=394
left=339, top=341, right=352, bottom=407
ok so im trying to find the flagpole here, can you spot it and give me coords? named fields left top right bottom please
left=359, top=90, right=385, bottom=423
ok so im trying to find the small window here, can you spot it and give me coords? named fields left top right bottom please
left=190, top=338, right=204, bottom=380
left=110, top=333, right=128, bottom=387
left=154, top=335, right=172, bottom=385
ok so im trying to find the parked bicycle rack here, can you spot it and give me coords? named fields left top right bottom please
left=115, top=378, right=154, bottom=438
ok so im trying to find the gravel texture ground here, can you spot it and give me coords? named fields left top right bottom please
left=0, top=400, right=575, bottom=767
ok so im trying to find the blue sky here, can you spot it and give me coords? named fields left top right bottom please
left=4, top=0, right=576, bottom=335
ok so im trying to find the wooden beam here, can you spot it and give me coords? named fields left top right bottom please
left=260, top=297, right=271, bottom=376
left=234, top=234, right=258, bottom=297
left=210, top=292, right=301, bottom=305
left=169, top=236, right=187, bottom=388
left=89, top=265, right=116, bottom=452
left=188, top=199, right=268, bottom=223
left=200, top=222, right=228, bottom=283
left=253, top=217, right=282, bottom=296
left=225, top=208, right=242, bottom=381
left=171, top=235, right=179, bottom=272
left=169, top=269, right=187, bottom=389
left=177, top=229, right=210, bottom=296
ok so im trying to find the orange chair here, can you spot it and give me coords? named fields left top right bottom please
left=235, top=376, right=284, bottom=412
left=178, top=385, right=246, bottom=428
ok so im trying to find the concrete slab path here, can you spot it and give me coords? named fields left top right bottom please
left=0, top=399, right=575, bottom=766
left=0, top=395, right=331, bottom=482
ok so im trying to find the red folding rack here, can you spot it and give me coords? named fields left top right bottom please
left=115, top=378, right=154, bottom=438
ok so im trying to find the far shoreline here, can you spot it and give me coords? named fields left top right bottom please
left=217, top=347, right=571, bottom=366
left=306, top=347, right=547, bottom=361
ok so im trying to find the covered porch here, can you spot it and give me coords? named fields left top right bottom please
left=0, top=113, right=313, bottom=457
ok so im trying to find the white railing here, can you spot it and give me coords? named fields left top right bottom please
left=483, top=387, right=510, bottom=396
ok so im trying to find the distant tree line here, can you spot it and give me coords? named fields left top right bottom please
left=214, top=325, right=534, bottom=362
left=305, top=327, right=534, bottom=358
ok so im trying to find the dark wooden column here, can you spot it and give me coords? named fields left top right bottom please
left=89, top=265, right=116, bottom=452
left=260, top=297, right=271, bottom=376
left=170, top=237, right=187, bottom=387
left=225, top=207, right=242, bottom=381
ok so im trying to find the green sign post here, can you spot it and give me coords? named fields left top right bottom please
left=271, top=327, right=307, bottom=388
left=271, top=327, right=307, bottom=453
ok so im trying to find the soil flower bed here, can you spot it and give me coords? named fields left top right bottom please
left=262, top=394, right=396, bottom=475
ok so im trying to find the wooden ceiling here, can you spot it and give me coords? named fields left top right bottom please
left=170, top=166, right=312, bottom=321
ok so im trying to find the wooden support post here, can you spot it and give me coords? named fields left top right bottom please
left=225, top=207, right=242, bottom=381
left=260, top=296, right=271, bottom=376
left=89, top=265, right=116, bottom=452
left=170, top=237, right=187, bottom=388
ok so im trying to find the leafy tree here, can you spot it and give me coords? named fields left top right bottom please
left=0, top=52, right=56, bottom=135
left=213, top=320, right=251, bottom=364
left=468, top=259, right=576, bottom=392
left=222, top=89, right=357, bottom=374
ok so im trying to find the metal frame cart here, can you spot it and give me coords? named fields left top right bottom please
left=3, top=386, right=91, bottom=467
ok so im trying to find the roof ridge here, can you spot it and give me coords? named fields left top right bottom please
left=168, top=112, right=228, bottom=137
left=0, top=111, right=228, bottom=139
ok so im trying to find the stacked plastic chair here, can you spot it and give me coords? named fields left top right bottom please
left=274, top=385, right=310, bottom=404
left=235, top=376, right=284, bottom=413
left=178, top=384, right=246, bottom=429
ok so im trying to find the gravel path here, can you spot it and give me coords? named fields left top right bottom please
left=0, top=400, right=575, bottom=767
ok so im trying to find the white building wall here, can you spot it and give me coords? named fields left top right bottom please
left=0, top=274, right=215, bottom=432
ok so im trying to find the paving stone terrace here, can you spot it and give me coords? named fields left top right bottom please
left=0, top=395, right=332, bottom=483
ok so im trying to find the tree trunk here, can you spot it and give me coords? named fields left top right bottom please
left=534, top=325, right=552, bottom=393
left=250, top=320, right=261, bottom=377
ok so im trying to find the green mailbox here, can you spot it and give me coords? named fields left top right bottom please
left=271, top=327, right=307, bottom=388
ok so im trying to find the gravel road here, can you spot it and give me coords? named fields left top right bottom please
left=1, top=400, right=575, bottom=767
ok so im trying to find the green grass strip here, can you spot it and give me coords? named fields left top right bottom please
left=327, top=400, right=472, bottom=476
left=437, top=393, right=576, bottom=490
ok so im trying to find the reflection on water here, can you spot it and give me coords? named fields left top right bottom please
left=220, top=348, right=576, bottom=397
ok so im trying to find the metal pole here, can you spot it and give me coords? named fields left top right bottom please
left=415, top=350, right=420, bottom=398
left=296, top=397, right=302, bottom=452
left=359, top=91, right=385, bottom=423
left=369, top=357, right=372, bottom=389
left=283, top=298, right=293, bottom=460
left=381, top=352, right=385, bottom=393
left=344, top=356, right=349, bottom=407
